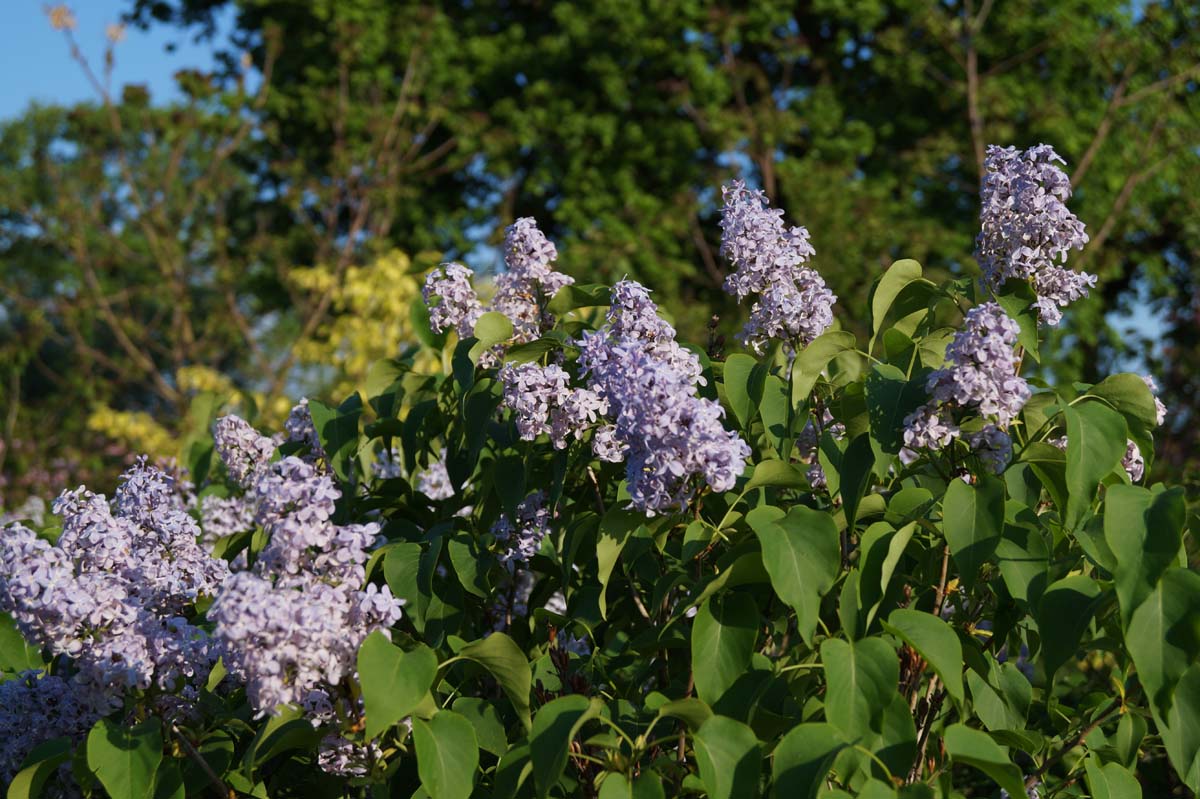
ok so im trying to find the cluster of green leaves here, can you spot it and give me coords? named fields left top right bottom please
left=8, top=258, right=1198, bottom=798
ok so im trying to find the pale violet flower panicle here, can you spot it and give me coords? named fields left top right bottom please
left=0, top=460, right=230, bottom=714
left=213, top=414, right=277, bottom=488
left=318, top=734, right=384, bottom=777
left=422, top=261, right=483, bottom=337
left=489, top=217, right=575, bottom=347
left=0, top=671, right=97, bottom=788
left=719, top=180, right=837, bottom=354
left=592, top=423, right=627, bottom=463
left=372, top=445, right=405, bottom=480
left=206, top=416, right=404, bottom=721
left=976, top=144, right=1093, bottom=326
left=901, top=303, right=1027, bottom=471
left=199, top=494, right=256, bottom=545
left=577, top=281, right=750, bottom=515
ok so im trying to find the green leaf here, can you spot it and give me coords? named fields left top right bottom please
left=994, top=523, right=1049, bottom=610
left=530, top=695, right=602, bottom=799
left=870, top=260, right=934, bottom=346
left=693, top=715, right=761, bottom=799
left=943, top=724, right=1026, bottom=797
left=691, top=592, right=759, bottom=705
left=1106, top=484, right=1187, bottom=626
left=820, top=638, right=899, bottom=738
left=411, top=295, right=448, bottom=350
left=597, top=773, right=666, bottom=799
left=652, top=697, right=713, bottom=732
left=771, top=723, right=846, bottom=799
left=1127, top=568, right=1200, bottom=718
left=745, top=459, right=809, bottom=490
left=747, top=505, right=839, bottom=645
left=87, top=718, right=163, bottom=799
left=0, top=613, right=43, bottom=673
left=358, top=632, right=439, bottom=739
left=1157, top=663, right=1200, bottom=790
left=546, top=283, right=611, bottom=315
left=724, top=354, right=767, bottom=430
left=457, top=633, right=533, bottom=732
left=7, top=737, right=73, bottom=799
left=452, top=697, right=509, bottom=757
left=597, top=508, right=645, bottom=619
left=942, top=474, right=1004, bottom=589
left=837, top=433, right=875, bottom=531
left=994, top=280, right=1040, bottom=362
left=413, top=711, right=479, bottom=799
left=883, top=609, right=964, bottom=705
left=1085, top=755, right=1143, bottom=799
left=857, top=521, right=916, bottom=632
left=447, top=534, right=490, bottom=598
left=1088, top=373, right=1160, bottom=430
left=865, top=363, right=929, bottom=454
left=308, top=395, right=363, bottom=482
left=759, top=375, right=790, bottom=453
left=793, top=331, right=858, bottom=401
left=469, top=311, right=515, bottom=364
left=242, top=708, right=322, bottom=775
left=1036, top=574, right=1102, bottom=681
left=1064, top=401, right=1128, bottom=530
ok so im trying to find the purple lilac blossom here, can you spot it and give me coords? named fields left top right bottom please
left=199, top=493, right=256, bottom=545
left=488, top=218, right=575, bottom=351
left=207, top=418, right=404, bottom=720
left=423, top=262, right=483, bottom=337
left=499, top=362, right=608, bottom=449
left=0, top=671, right=97, bottom=790
left=976, top=144, right=1093, bottom=326
left=719, top=180, right=837, bottom=353
left=901, top=303, right=1029, bottom=472
left=213, top=414, right=277, bottom=488
left=1122, top=440, right=1146, bottom=482
left=285, top=398, right=326, bottom=460
left=0, top=460, right=228, bottom=712
left=578, top=281, right=750, bottom=514
left=795, top=409, right=846, bottom=490
left=372, top=445, right=404, bottom=480
left=489, top=568, right=536, bottom=633
left=491, top=492, right=551, bottom=572
left=318, top=734, right=385, bottom=777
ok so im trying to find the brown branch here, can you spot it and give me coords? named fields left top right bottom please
left=1071, top=61, right=1136, bottom=189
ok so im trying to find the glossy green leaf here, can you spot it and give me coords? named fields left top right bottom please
left=942, top=474, right=1004, bottom=588
left=942, top=724, right=1026, bottom=798
left=358, top=632, right=438, bottom=739
left=820, top=638, right=899, bottom=738
left=1085, top=755, right=1143, bottom=799
left=883, top=609, right=964, bottom=704
left=413, top=711, right=479, bottom=799
left=747, top=505, right=839, bottom=645
left=457, top=633, right=533, bottom=732
left=7, top=738, right=73, bottom=799
left=1036, top=574, right=1102, bottom=681
left=87, top=718, right=163, bottom=799
left=724, top=353, right=767, bottom=430
left=530, top=695, right=602, bottom=799
left=693, top=715, right=761, bottom=799
left=597, top=772, right=666, bottom=799
left=691, top=592, right=758, bottom=705
left=771, top=723, right=845, bottom=799
left=1106, top=484, right=1187, bottom=626
left=1064, top=401, right=1127, bottom=530
left=1127, top=568, right=1200, bottom=718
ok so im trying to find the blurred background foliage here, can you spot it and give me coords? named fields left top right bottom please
left=1, top=0, right=1198, bottom=502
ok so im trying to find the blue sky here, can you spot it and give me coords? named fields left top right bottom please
left=0, top=0, right=223, bottom=120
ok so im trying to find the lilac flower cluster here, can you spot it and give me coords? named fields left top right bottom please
left=285, top=398, right=326, bottom=460
left=499, top=363, right=607, bottom=449
left=199, top=493, right=256, bottom=546
left=578, top=281, right=750, bottom=513
left=489, top=569, right=535, bottom=633
left=491, top=491, right=551, bottom=572
left=1120, top=375, right=1168, bottom=481
left=213, top=414, right=278, bottom=485
left=0, top=671, right=97, bottom=789
left=422, top=262, right=483, bottom=338
left=719, top=180, right=837, bottom=354
left=976, top=144, right=1094, bottom=326
left=208, top=416, right=403, bottom=725
left=901, top=303, right=1030, bottom=472
left=422, top=219, right=574, bottom=360
left=0, top=460, right=228, bottom=712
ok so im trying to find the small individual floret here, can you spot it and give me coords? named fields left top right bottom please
left=719, top=180, right=837, bottom=353
left=422, top=262, right=483, bottom=337
left=1122, top=440, right=1145, bottom=482
left=976, top=144, right=1093, bottom=326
